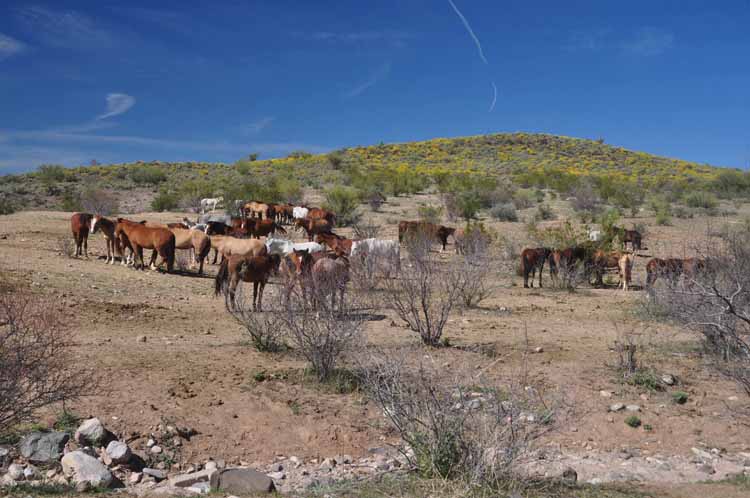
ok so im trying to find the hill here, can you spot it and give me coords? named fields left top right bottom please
left=1, top=132, right=746, bottom=214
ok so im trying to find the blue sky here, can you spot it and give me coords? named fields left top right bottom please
left=1, top=0, right=749, bottom=174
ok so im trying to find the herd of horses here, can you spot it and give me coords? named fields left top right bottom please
left=70, top=205, right=703, bottom=312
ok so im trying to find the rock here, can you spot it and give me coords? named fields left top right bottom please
left=599, top=390, right=613, bottom=398
left=320, top=457, right=337, bottom=469
left=692, top=447, right=714, bottom=461
left=23, top=465, right=37, bottom=480
left=8, top=463, right=25, bottom=480
left=169, top=469, right=214, bottom=488
left=661, top=374, right=675, bottom=386
left=61, top=451, right=113, bottom=488
left=19, top=431, right=70, bottom=463
left=467, top=399, right=481, bottom=410
left=625, top=405, right=641, bottom=412
left=0, top=447, right=9, bottom=467
left=210, top=468, right=275, bottom=494
left=533, top=347, right=544, bottom=353
left=129, top=472, right=143, bottom=484
left=105, top=441, right=132, bottom=465
left=75, top=418, right=107, bottom=446
left=137, top=335, right=147, bottom=343
left=188, top=482, right=211, bottom=494
left=609, top=403, right=625, bottom=412
left=269, top=463, right=283, bottom=472
left=143, top=468, right=168, bottom=481
left=268, top=471, right=285, bottom=480
left=146, top=438, right=156, bottom=448
left=288, top=456, right=301, bottom=468
left=341, top=454, right=353, bottom=465
left=150, top=445, right=163, bottom=455
left=562, top=467, right=577, bottom=484
left=697, top=463, right=715, bottom=474
left=46, top=468, right=58, bottom=479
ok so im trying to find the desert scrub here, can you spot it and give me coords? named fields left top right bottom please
left=323, top=185, right=361, bottom=226
left=490, top=203, right=519, bottom=222
left=671, top=391, right=689, bottom=404
left=624, top=415, right=641, bottom=428
left=684, top=191, right=718, bottom=209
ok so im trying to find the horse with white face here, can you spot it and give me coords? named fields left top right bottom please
left=90, top=215, right=118, bottom=264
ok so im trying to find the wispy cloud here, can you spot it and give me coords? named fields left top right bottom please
left=13, top=5, right=113, bottom=49
left=0, top=33, right=26, bottom=60
left=300, top=30, right=413, bottom=47
left=622, top=27, right=674, bottom=56
left=241, top=117, right=275, bottom=135
left=344, top=62, right=391, bottom=98
left=489, top=81, right=497, bottom=112
left=565, top=28, right=612, bottom=51
left=96, top=93, right=136, bottom=120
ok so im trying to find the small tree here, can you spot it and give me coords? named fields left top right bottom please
left=224, top=285, right=286, bottom=353
left=80, top=188, right=119, bottom=215
left=0, top=286, right=95, bottom=435
left=323, top=186, right=361, bottom=226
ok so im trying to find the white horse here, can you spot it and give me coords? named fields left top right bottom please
left=200, top=196, right=224, bottom=214
left=351, top=238, right=400, bottom=275
left=292, top=206, right=309, bottom=220
left=265, top=237, right=324, bottom=256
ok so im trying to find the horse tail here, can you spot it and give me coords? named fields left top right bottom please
left=198, top=236, right=211, bottom=263
left=165, top=238, right=175, bottom=273
left=215, top=258, right=229, bottom=297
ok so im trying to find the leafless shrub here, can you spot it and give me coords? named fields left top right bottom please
left=352, top=218, right=381, bottom=240
left=57, top=236, right=76, bottom=258
left=454, top=228, right=494, bottom=307
left=175, top=250, right=191, bottom=272
left=613, top=332, right=639, bottom=376
left=649, top=229, right=750, bottom=398
left=0, top=287, right=96, bottom=435
left=225, top=284, right=286, bottom=352
left=80, top=188, right=119, bottom=215
left=385, top=236, right=461, bottom=346
left=358, top=350, right=558, bottom=484
left=549, top=259, right=587, bottom=290
left=280, top=276, right=367, bottom=381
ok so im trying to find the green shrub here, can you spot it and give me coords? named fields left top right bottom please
left=534, top=204, right=555, bottom=221
left=130, top=165, right=167, bottom=185
left=36, top=164, right=68, bottom=184
left=672, top=391, right=689, bottom=404
left=323, top=185, right=361, bottom=226
left=151, top=190, right=180, bottom=212
left=0, top=197, right=15, bottom=215
left=417, top=204, right=443, bottom=224
left=684, top=191, right=718, bottom=209
left=624, top=415, right=641, bottom=428
left=490, top=203, right=518, bottom=222
left=673, top=205, right=692, bottom=219
left=513, top=190, right=535, bottom=209
left=627, top=370, right=661, bottom=391
left=60, top=188, right=82, bottom=212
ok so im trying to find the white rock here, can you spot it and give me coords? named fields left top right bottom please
left=625, top=405, right=641, bottom=412
left=600, top=390, right=613, bottom=398
left=75, top=418, right=106, bottom=446
left=105, top=441, right=132, bottom=464
left=146, top=438, right=156, bottom=448
left=268, top=471, right=285, bottom=480
left=609, top=403, right=625, bottom=412
left=661, top=374, right=675, bottom=386
left=23, top=465, right=37, bottom=480
left=7, top=463, right=25, bottom=481
left=129, top=472, right=143, bottom=484
left=150, top=445, right=163, bottom=455
left=61, top=451, right=113, bottom=488
left=204, top=461, right=218, bottom=472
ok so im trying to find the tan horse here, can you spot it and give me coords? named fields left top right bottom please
left=618, top=253, right=635, bottom=291
left=590, top=250, right=631, bottom=287
left=243, top=201, right=271, bottom=219
left=209, top=235, right=267, bottom=260
left=214, top=253, right=281, bottom=310
left=91, top=215, right=118, bottom=264
left=114, top=219, right=175, bottom=272
left=169, top=228, right=211, bottom=274
left=70, top=213, right=93, bottom=258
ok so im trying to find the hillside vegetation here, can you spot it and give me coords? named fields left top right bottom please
left=1, top=132, right=748, bottom=217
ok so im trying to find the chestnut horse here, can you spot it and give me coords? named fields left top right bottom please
left=590, top=250, right=632, bottom=287
left=307, top=207, right=337, bottom=226
left=214, top=253, right=281, bottom=310
left=242, top=218, right=288, bottom=239
left=114, top=219, right=175, bottom=272
left=90, top=215, right=117, bottom=264
left=645, top=257, right=706, bottom=289
left=315, top=231, right=354, bottom=256
left=294, top=218, right=333, bottom=242
left=521, top=247, right=551, bottom=288
left=70, top=213, right=93, bottom=258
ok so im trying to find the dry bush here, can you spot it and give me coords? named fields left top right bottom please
left=454, top=227, right=494, bottom=308
left=224, top=284, right=286, bottom=353
left=57, top=236, right=76, bottom=258
left=352, top=218, right=381, bottom=240
left=385, top=234, right=462, bottom=346
left=549, top=259, right=588, bottom=290
left=280, top=275, right=367, bottom=381
left=650, top=229, right=750, bottom=398
left=80, top=188, right=119, bottom=215
left=0, top=288, right=95, bottom=435
left=358, top=350, right=558, bottom=484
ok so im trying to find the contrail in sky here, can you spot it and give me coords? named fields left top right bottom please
left=447, top=0, right=496, bottom=112
left=489, top=81, right=497, bottom=112
left=447, top=0, right=487, bottom=64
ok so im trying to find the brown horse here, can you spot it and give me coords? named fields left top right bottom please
left=590, top=250, right=631, bottom=287
left=242, top=218, right=288, bottom=239
left=521, top=247, right=551, bottom=288
left=295, top=218, right=333, bottom=242
left=70, top=213, right=93, bottom=258
left=209, top=235, right=267, bottom=261
left=315, top=231, right=354, bottom=255
left=398, top=221, right=455, bottom=251
left=646, top=257, right=706, bottom=289
left=114, top=218, right=175, bottom=272
left=90, top=215, right=118, bottom=264
left=307, top=207, right=337, bottom=226
left=170, top=228, right=211, bottom=274
left=548, top=246, right=588, bottom=286
left=214, top=253, right=281, bottom=310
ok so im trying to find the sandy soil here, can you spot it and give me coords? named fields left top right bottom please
left=0, top=196, right=748, bottom=485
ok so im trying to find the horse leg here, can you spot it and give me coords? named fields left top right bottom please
left=538, top=262, right=544, bottom=288
left=149, top=249, right=158, bottom=270
left=83, top=233, right=89, bottom=259
left=252, top=282, right=258, bottom=311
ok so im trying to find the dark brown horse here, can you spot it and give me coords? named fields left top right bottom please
left=114, top=218, right=175, bottom=272
left=521, top=247, right=551, bottom=288
left=242, top=218, right=288, bottom=239
left=214, top=253, right=281, bottom=310
left=70, top=212, right=93, bottom=258
left=398, top=221, right=455, bottom=251
left=90, top=215, right=118, bottom=264
left=307, top=207, right=337, bottom=226
left=294, top=218, right=333, bottom=242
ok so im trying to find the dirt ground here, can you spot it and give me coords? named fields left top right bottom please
left=1, top=193, right=749, bottom=494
